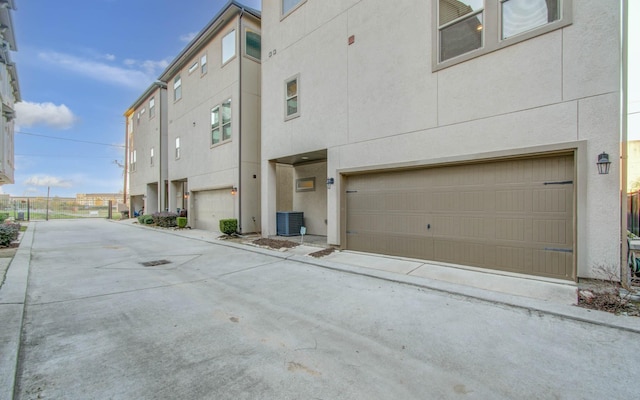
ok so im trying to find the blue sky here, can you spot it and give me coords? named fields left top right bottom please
left=6, top=0, right=261, bottom=198
left=3, top=1, right=639, bottom=198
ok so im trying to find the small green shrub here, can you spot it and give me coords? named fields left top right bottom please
left=152, top=212, right=177, bottom=228
left=0, top=213, right=9, bottom=223
left=219, top=219, right=237, bottom=235
left=0, top=223, right=20, bottom=246
left=138, top=215, right=154, bottom=225
left=177, top=217, right=188, bottom=228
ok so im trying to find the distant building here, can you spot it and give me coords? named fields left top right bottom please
left=76, top=193, right=123, bottom=207
left=0, top=0, right=19, bottom=186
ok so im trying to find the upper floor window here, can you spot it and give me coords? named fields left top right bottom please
left=222, top=30, right=236, bottom=64
left=175, top=137, right=181, bottom=159
left=245, top=29, right=261, bottom=61
left=434, top=0, right=571, bottom=69
left=501, top=0, right=560, bottom=39
left=285, top=75, right=299, bottom=120
left=130, top=150, right=137, bottom=172
left=188, top=61, right=199, bottom=74
left=282, top=0, right=306, bottom=16
left=174, top=75, right=182, bottom=101
left=150, top=147, right=154, bottom=166
left=438, top=0, right=483, bottom=62
left=211, top=98, right=232, bottom=145
left=149, top=97, right=155, bottom=119
left=201, top=54, right=208, bottom=75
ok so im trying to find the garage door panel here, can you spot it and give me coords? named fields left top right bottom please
left=346, top=154, right=575, bottom=280
left=194, top=189, right=233, bottom=232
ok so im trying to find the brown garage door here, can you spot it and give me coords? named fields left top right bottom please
left=345, top=154, right=575, bottom=280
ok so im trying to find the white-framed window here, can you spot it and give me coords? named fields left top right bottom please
left=201, top=54, right=208, bottom=75
left=285, top=75, right=299, bottom=120
left=150, top=147, right=154, bottom=166
left=434, top=0, right=571, bottom=69
left=211, top=98, right=232, bottom=145
left=174, top=75, right=182, bottom=101
left=149, top=97, right=155, bottom=119
left=245, top=29, right=261, bottom=61
left=175, top=137, right=181, bottom=159
left=222, top=30, right=236, bottom=64
left=188, top=61, right=199, bottom=74
left=282, top=0, right=306, bottom=17
left=130, top=150, right=137, bottom=172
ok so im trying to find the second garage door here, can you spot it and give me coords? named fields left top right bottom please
left=345, top=154, right=575, bottom=280
left=193, top=189, right=234, bottom=232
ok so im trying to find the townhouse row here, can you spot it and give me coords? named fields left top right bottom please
left=125, top=0, right=626, bottom=283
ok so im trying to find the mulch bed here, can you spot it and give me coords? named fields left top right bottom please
left=308, top=248, right=336, bottom=258
left=252, top=238, right=299, bottom=249
left=577, top=288, right=640, bottom=317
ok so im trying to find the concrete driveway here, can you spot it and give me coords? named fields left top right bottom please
left=2, top=219, right=640, bottom=399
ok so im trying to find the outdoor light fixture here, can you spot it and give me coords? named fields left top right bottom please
left=231, top=187, right=238, bottom=195
left=184, top=191, right=190, bottom=199
left=596, top=152, right=612, bottom=175
left=326, top=177, right=335, bottom=189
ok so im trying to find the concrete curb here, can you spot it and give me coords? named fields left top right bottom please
left=117, top=220, right=640, bottom=334
left=0, top=223, right=35, bottom=400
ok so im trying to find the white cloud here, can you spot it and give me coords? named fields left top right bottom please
left=24, top=175, right=73, bottom=188
left=180, top=32, right=197, bottom=43
left=103, top=53, right=116, bottom=61
left=38, top=51, right=164, bottom=90
left=15, top=101, right=77, bottom=129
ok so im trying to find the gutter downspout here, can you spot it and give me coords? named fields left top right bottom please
left=238, top=8, right=244, bottom=233
left=621, top=0, right=630, bottom=287
left=156, top=81, right=168, bottom=213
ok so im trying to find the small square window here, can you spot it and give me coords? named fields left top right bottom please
left=222, top=30, right=236, bottom=64
left=283, top=0, right=305, bottom=16
left=245, top=30, right=261, bottom=61
left=188, top=61, right=199, bottom=74
left=174, top=75, right=182, bottom=101
left=201, top=54, right=208, bottom=74
left=285, top=76, right=299, bottom=119
left=149, top=97, right=155, bottom=118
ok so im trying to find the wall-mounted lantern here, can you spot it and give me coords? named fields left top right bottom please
left=184, top=191, right=190, bottom=199
left=231, top=187, right=238, bottom=195
left=597, top=152, right=611, bottom=175
left=326, top=177, right=335, bottom=189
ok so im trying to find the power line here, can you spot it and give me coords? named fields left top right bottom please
left=15, top=130, right=125, bottom=148
left=15, top=154, right=118, bottom=159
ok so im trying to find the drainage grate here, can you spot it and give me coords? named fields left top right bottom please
left=140, top=259, right=171, bottom=267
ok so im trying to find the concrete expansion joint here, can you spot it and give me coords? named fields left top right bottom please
left=115, top=220, right=640, bottom=334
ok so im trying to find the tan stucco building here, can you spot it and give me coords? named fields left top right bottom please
left=127, top=1, right=262, bottom=232
left=261, top=0, right=624, bottom=282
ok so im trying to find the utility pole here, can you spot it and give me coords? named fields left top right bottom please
left=46, top=186, right=50, bottom=221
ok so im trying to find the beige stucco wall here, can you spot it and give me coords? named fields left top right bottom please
left=292, top=161, right=327, bottom=236
left=165, top=13, right=262, bottom=233
left=128, top=86, right=165, bottom=214
left=261, top=0, right=622, bottom=279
